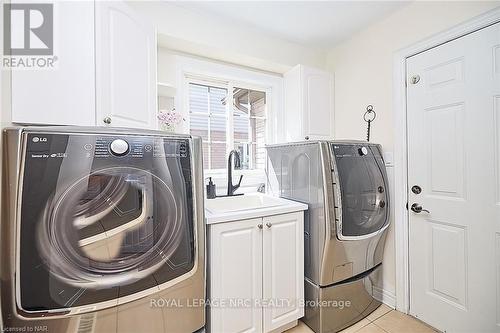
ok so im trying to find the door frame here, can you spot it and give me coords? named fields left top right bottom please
left=392, top=6, right=500, bottom=314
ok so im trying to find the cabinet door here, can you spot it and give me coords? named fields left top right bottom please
left=96, top=1, right=157, bottom=129
left=209, top=219, right=263, bottom=333
left=283, top=65, right=303, bottom=142
left=11, top=1, right=95, bottom=126
left=263, top=212, right=304, bottom=332
left=302, top=66, right=333, bottom=140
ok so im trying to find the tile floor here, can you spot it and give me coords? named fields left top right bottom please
left=286, top=304, right=438, bottom=333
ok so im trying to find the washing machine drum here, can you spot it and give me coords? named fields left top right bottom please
left=37, top=167, right=183, bottom=290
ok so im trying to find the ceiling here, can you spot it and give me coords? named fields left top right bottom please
left=174, top=1, right=411, bottom=48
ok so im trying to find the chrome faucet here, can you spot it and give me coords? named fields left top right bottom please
left=227, top=150, right=243, bottom=196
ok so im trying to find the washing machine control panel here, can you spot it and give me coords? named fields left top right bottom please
left=25, top=133, right=189, bottom=160
left=91, top=136, right=188, bottom=159
left=109, top=139, right=129, bottom=156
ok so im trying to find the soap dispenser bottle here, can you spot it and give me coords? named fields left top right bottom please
left=206, top=177, right=217, bottom=199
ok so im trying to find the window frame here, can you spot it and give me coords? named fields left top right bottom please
left=232, top=88, right=267, bottom=170
left=186, top=76, right=269, bottom=172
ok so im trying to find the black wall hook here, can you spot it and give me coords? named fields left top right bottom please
left=363, top=105, right=377, bottom=141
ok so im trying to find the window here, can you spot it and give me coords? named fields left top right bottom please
left=188, top=82, right=267, bottom=170
left=189, top=84, right=228, bottom=169
left=232, top=88, right=267, bottom=170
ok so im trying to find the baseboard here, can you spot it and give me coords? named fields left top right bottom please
left=270, top=320, right=298, bottom=333
left=373, top=286, right=396, bottom=309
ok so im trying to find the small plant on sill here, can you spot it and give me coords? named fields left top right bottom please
left=158, top=108, right=184, bottom=132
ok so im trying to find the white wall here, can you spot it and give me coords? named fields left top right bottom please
left=128, top=1, right=327, bottom=74
left=328, top=1, right=499, bottom=152
left=327, top=1, right=500, bottom=304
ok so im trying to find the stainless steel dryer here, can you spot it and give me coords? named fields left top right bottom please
left=266, top=141, right=390, bottom=333
left=1, top=127, right=205, bottom=333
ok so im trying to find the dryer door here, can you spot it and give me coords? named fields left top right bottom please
left=17, top=133, right=196, bottom=316
left=332, top=144, right=389, bottom=240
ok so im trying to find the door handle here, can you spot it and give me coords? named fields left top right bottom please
left=410, top=203, right=430, bottom=214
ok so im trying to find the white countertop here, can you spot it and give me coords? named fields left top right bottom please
left=204, top=193, right=308, bottom=224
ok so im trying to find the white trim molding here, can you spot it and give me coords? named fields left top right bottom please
left=393, top=6, right=500, bottom=314
left=373, top=286, right=396, bottom=309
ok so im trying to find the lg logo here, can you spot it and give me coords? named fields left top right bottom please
left=3, top=3, right=53, bottom=56
left=32, top=137, right=47, bottom=143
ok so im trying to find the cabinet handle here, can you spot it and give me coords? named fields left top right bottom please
left=305, top=136, right=310, bottom=140
left=266, top=222, right=272, bottom=228
left=257, top=224, right=263, bottom=229
left=103, top=116, right=112, bottom=125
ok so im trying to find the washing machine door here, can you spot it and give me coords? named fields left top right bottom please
left=331, top=143, right=390, bottom=240
left=17, top=132, right=197, bottom=316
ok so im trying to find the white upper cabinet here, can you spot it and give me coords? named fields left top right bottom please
left=11, top=1, right=95, bottom=126
left=284, top=65, right=334, bottom=141
left=10, top=1, right=157, bottom=129
left=95, top=1, right=157, bottom=129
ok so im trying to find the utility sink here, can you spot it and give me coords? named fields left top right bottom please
left=205, top=194, right=284, bottom=214
left=204, top=193, right=308, bottom=224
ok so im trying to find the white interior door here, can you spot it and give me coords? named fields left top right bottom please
left=96, top=1, right=157, bottom=129
left=407, top=22, right=500, bottom=332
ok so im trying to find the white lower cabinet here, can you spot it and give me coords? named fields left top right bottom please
left=209, top=218, right=263, bottom=333
left=208, top=212, right=304, bottom=333
left=262, top=213, right=304, bottom=332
